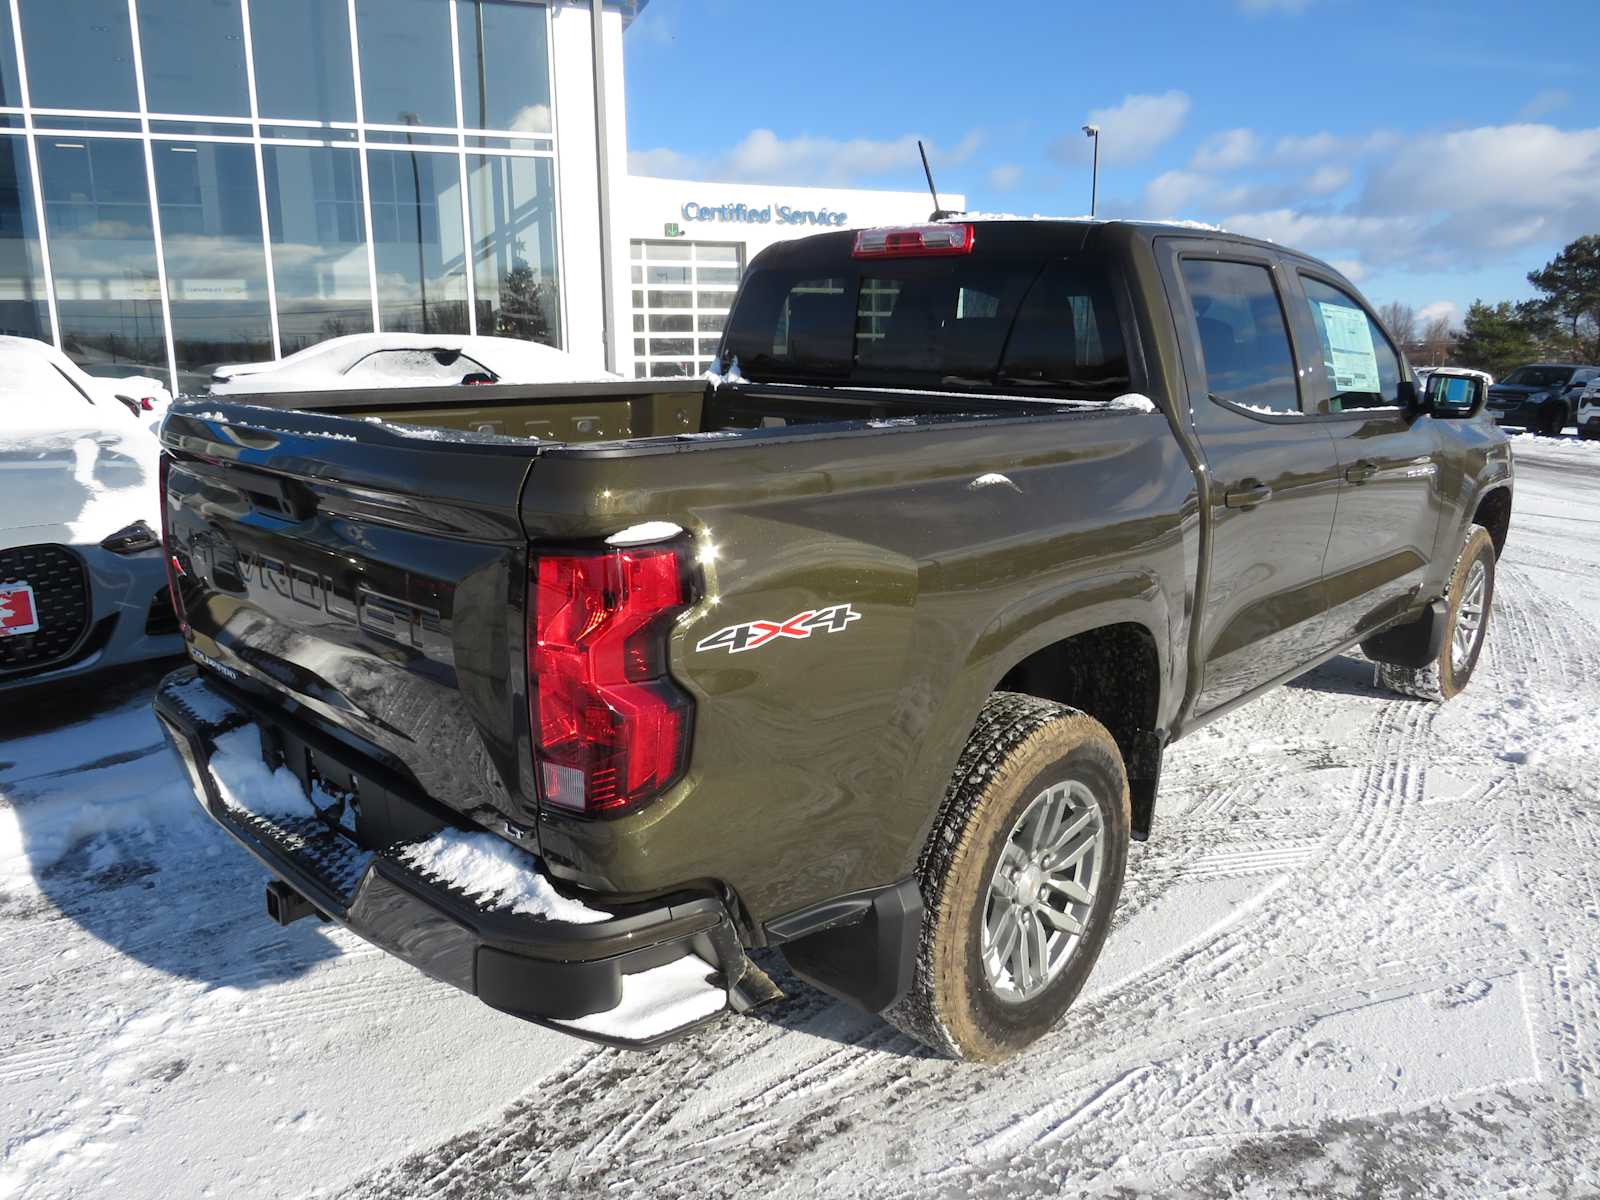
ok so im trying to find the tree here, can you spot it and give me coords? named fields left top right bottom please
left=1453, top=300, right=1541, bottom=378
left=1377, top=301, right=1417, bottom=348
left=1527, top=235, right=1600, bottom=361
left=1419, top=313, right=1454, bottom=365
left=493, top=263, right=557, bottom=346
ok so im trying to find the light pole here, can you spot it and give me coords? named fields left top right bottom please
left=1082, top=124, right=1100, bottom=218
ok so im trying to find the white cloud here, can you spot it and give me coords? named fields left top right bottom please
left=1271, top=129, right=1399, bottom=163
left=630, top=129, right=981, bottom=187
left=1190, top=128, right=1259, bottom=171
left=1144, top=169, right=1212, bottom=214
left=1417, top=300, right=1462, bottom=328
left=1216, top=208, right=1426, bottom=258
left=1053, top=91, right=1191, bottom=166
left=1304, top=165, right=1351, bottom=195
left=510, top=105, right=551, bottom=135
left=1363, top=124, right=1600, bottom=215
left=987, top=163, right=1024, bottom=192
left=1519, top=89, right=1571, bottom=120
left=628, top=146, right=700, bottom=178
left=1329, top=259, right=1366, bottom=282
left=1177, top=120, right=1600, bottom=284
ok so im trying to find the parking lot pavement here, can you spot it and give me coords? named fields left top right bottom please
left=3, top=441, right=1599, bottom=1198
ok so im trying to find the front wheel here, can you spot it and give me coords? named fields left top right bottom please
left=1375, top=524, right=1496, bottom=701
left=1537, top=405, right=1567, bottom=437
left=884, top=693, right=1129, bottom=1062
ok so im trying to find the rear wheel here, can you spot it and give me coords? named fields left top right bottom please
left=1375, top=524, right=1496, bottom=701
left=1537, top=404, right=1566, bottom=437
left=884, top=693, right=1129, bottom=1062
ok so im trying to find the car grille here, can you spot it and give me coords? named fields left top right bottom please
left=0, top=545, right=91, bottom=674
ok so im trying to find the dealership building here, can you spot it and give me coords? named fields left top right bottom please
left=0, top=0, right=951, bottom=393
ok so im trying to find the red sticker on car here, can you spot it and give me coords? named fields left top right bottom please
left=0, top=583, right=41, bottom=637
left=695, top=603, right=861, bottom=655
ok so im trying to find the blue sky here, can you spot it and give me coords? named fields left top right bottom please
left=623, top=0, right=1600, bottom=328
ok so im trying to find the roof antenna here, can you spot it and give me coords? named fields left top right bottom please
left=918, top=139, right=959, bottom=221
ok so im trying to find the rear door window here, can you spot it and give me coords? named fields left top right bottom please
left=1179, top=259, right=1301, bottom=414
left=1298, top=276, right=1401, bottom=411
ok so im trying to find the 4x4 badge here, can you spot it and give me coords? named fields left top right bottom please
left=695, top=603, right=861, bottom=654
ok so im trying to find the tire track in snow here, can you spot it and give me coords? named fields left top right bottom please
left=336, top=638, right=1526, bottom=1198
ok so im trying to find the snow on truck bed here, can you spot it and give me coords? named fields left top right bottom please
left=2, top=441, right=1600, bottom=1198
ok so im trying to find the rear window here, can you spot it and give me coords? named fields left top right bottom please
left=724, top=254, right=1132, bottom=398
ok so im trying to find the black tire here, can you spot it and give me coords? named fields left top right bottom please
left=884, top=692, right=1130, bottom=1062
left=1537, top=405, right=1566, bottom=437
left=1375, top=524, right=1496, bottom=701
left=1581, top=426, right=1598, bottom=442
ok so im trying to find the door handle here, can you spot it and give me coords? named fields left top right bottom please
left=1224, top=481, right=1273, bottom=509
left=1344, top=461, right=1378, bottom=484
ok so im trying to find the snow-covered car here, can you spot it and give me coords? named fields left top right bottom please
left=0, top=335, right=172, bottom=434
left=1, top=344, right=182, bottom=689
left=207, top=333, right=617, bottom=396
left=1579, top=377, right=1600, bottom=441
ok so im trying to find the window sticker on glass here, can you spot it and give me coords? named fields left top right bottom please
left=1316, top=301, right=1381, bottom=394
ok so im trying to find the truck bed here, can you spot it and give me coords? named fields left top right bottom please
left=208, top=376, right=1113, bottom=450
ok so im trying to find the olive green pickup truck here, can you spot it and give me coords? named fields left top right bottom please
left=155, top=219, right=1512, bottom=1061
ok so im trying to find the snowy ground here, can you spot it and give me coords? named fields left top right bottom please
left=4, top=437, right=1600, bottom=1198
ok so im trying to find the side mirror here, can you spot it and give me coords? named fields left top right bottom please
left=1424, top=372, right=1486, bottom=419
left=1397, top=379, right=1420, bottom=417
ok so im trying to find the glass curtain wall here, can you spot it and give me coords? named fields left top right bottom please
left=0, top=0, right=561, bottom=393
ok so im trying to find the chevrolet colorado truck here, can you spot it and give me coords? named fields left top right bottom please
left=154, top=219, right=1512, bottom=1061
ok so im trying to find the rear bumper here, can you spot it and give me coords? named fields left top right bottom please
left=154, top=666, right=771, bottom=1047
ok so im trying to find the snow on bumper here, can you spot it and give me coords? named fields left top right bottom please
left=153, top=666, right=755, bottom=1048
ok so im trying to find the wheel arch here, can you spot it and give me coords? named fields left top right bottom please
left=1471, top=483, right=1512, bottom=559
left=903, top=576, right=1174, bottom=866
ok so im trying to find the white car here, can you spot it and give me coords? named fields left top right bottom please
left=207, top=333, right=617, bottom=396
left=1579, top=377, right=1600, bottom=441
left=0, top=341, right=182, bottom=689
left=0, top=335, right=172, bottom=433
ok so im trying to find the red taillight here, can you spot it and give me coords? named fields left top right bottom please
left=530, top=546, right=693, bottom=816
left=140, top=396, right=155, bottom=411
left=852, top=223, right=975, bottom=259
left=158, top=455, right=187, bottom=633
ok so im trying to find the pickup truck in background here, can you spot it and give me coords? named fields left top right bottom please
left=155, top=219, right=1512, bottom=1061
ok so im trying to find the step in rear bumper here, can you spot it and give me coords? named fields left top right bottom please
left=154, top=665, right=762, bottom=1047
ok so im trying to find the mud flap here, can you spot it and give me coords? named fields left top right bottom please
left=1361, top=599, right=1448, bottom=670
left=1128, top=729, right=1166, bottom=842
left=779, top=878, right=922, bottom=1014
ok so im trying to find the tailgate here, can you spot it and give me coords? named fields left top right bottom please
left=160, top=401, right=542, bottom=836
